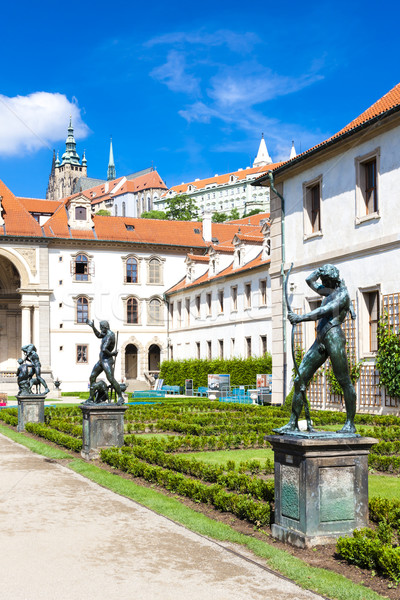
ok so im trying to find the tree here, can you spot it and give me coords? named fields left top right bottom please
left=212, top=212, right=228, bottom=223
left=141, top=210, right=168, bottom=220
left=229, top=208, right=240, bottom=220
left=95, top=209, right=111, bottom=216
left=246, top=208, right=262, bottom=217
left=165, top=194, right=198, bottom=221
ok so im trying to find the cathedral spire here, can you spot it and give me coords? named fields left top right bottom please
left=61, top=116, right=81, bottom=165
left=253, top=133, right=272, bottom=167
left=289, top=140, right=297, bottom=159
left=107, top=137, right=116, bottom=181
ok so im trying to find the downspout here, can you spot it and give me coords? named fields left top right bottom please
left=163, top=293, right=170, bottom=361
left=266, top=171, right=287, bottom=404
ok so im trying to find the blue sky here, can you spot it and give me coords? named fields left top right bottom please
left=1, top=0, right=399, bottom=197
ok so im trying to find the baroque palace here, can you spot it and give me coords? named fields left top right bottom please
left=0, top=82, right=399, bottom=415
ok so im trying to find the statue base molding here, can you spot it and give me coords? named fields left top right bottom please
left=265, top=434, right=378, bottom=548
left=80, top=404, right=128, bottom=460
left=17, top=395, right=46, bottom=431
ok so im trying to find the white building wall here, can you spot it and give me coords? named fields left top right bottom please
left=168, top=268, right=272, bottom=363
left=48, top=246, right=188, bottom=391
left=272, top=123, right=400, bottom=406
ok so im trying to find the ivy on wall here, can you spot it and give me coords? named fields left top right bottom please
left=376, top=316, right=400, bottom=399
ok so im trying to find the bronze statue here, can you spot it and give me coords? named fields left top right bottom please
left=85, top=320, right=125, bottom=405
left=275, top=264, right=357, bottom=434
left=18, top=344, right=49, bottom=395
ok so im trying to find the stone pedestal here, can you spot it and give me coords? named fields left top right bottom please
left=80, top=404, right=128, bottom=460
left=265, top=434, right=378, bottom=548
left=17, top=395, right=46, bottom=431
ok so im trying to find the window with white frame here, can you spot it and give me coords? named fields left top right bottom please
left=206, top=293, right=212, bottom=316
left=185, top=298, right=190, bottom=326
left=126, top=297, right=139, bottom=324
left=71, top=252, right=93, bottom=282
left=355, top=150, right=379, bottom=221
left=218, top=290, right=224, bottom=313
left=76, top=344, right=88, bottom=363
left=177, top=300, right=182, bottom=326
left=260, top=335, right=267, bottom=355
left=231, top=286, right=238, bottom=311
left=147, top=257, right=163, bottom=284
left=195, top=295, right=201, bottom=318
left=219, top=339, right=224, bottom=359
left=196, top=341, right=201, bottom=359
left=259, top=279, right=267, bottom=306
left=244, top=283, right=252, bottom=308
left=303, top=177, right=322, bottom=236
left=148, top=298, right=163, bottom=325
left=361, top=290, right=380, bottom=354
left=124, top=256, right=138, bottom=283
left=75, top=296, right=90, bottom=323
left=245, top=336, right=252, bottom=358
left=207, top=340, right=212, bottom=360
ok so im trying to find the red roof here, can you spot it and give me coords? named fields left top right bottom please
left=228, top=212, right=270, bottom=226
left=164, top=163, right=282, bottom=195
left=0, top=181, right=43, bottom=237
left=18, top=198, right=62, bottom=214
left=167, top=252, right=270, bottom=294
left=258, top=82, right=400, bottom=179
left=78, top=171, right=168, bottom=206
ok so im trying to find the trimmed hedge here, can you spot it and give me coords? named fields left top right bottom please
left=25, top=422, right=82, bottom=452
left=100, top=447, right=271, bottom=526
left=0, top=408, right=18, bottom=427
left=159, top=355, right=272, bottom=387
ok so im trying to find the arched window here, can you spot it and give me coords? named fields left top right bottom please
left=147, top=196, right=151, bottom=211
left=76, top=296, right=89, bottom=323
left=126, top=257, right=138, bottom=283
left=127, top=297, right=138, bottom=324
left=148, top=298, right=163, bottom=325
left=148, top=258, right=161, bottom=284
left=122, top=202, right=126, bottom=217
left=115, top=205, right=118, bottom=216
left=75, top=206, right=86, bottom=220
left=75, top=254, right=88, bottom=281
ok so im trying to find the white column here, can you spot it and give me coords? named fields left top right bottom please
left=32, top=304, right=40, bottom=347
left=21, top=305, right=32, bottom=346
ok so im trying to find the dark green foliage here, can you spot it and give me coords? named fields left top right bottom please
left=0, top=408, right=18, bottom=426
left=246, top=209, right=262, bottom=216
left=165, top=194, right=198, bottom=221
left=228, top=208, right=240, bottom=220
left=25, top=423, right=82, bottom=452
left=337, top=525, right=400, bottom=581
left=212, top=212, right=228, bottom=223
left=140, top=210, right=168, bottom=219
left=100, top=447, right=271, bottom=526
left=95, top=209, right=111, bottom=216
left=376, top=315, right=400, bottom=399
left=159, top=355, right=272, bottom=387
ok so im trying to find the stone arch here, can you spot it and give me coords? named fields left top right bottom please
left=120, top=336, right=145, bottom=382
left=144, top=336, right=167, bottom=374
left=0, top=248, right=32, bottom=288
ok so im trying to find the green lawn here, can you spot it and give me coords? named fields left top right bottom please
left=180, top=447, right=274, bottom=465
left=369, top=474, right=400, bottom=500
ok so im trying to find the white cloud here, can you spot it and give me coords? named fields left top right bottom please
left=150, top=51, right=200, bottom=95
left=146, top=30, right=260, bottom=53
left=0, top=92, right=90, bottom=156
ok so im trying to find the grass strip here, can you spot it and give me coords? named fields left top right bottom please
left=68, top=458, right=387, bottom=600
left=0, top=424, right=72, bottom=459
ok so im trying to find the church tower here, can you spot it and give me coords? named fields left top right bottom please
left=107, top=137, right=116, bottom=181
left=253, top=133, right=273, bottom=167
left=46, top=118, right=88, bottom=200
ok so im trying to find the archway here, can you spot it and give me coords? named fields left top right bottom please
left=0, top=255, right=22, bottom=369
left=125, top=344, right=138, bottom=379
left=148, top=344, right=160, bottom=374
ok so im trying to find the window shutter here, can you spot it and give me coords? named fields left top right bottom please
left=70, top=259, right=75, bottom=276
left=89, top=261, right=95, bottom=277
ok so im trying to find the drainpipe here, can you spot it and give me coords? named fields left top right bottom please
left=266, top=171, right=287, bottom=403
left=163, top=293, right=170, bottom=361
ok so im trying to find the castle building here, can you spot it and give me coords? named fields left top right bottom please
left=46, top=118, right=88, bottom=200
left=155, top=136, right=290, bottom=218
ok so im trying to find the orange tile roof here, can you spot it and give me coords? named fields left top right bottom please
left=18, top=198, right=62, bottom=214
left=187, top=254, right=209, bottom=262
left=234, top=233, right=264, bottom=244
left=0, top=181, right=44, bottom=237
left=228, top=212, right=270, bottom=226
left=167, top=252, right=270, bottom=295
left=256, top=82, right=400, bottom=180
left=164, top=163, right=282, bottom=196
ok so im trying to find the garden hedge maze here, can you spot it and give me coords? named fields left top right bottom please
left=1, top=399, right=400, bottom=581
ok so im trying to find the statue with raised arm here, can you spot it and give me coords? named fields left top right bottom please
left=85, top=319, right=125, bottom=405
left=20, top=344, right=50, bottom=395
left=274, top=264, right=357, bottom=434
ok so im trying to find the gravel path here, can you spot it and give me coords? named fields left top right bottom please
left=0, top=433, right=323, bottom=600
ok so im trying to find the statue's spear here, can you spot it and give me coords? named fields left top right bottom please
left=284, top=263, right=314, bottom=431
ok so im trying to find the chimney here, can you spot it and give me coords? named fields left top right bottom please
left=203, top=211, right=212, bottom=243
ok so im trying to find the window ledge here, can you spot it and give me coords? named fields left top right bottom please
left=355, top=212, right=380, bottom=226
left=73, top=279, right=91, bottom=283
left=303, top=231, right=323, bottom=241
left=360, top=352, right=378, bottom=360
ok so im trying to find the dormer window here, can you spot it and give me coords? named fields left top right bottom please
left=75, top=207, right=86, bottom=220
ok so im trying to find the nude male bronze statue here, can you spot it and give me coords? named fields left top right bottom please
left=275, top=264, right=357, bottom=434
